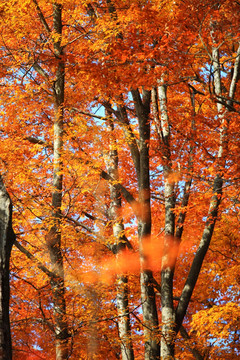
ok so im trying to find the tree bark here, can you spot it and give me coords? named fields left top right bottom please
left=105, top=116, right=134, bottom=360
left=158, top=82, right=176, bottom=359
left=175, top=38, right=233, bottom=334
left=132, top=89, right=160, bottom=360
left=45, top=3, right=69, bottom=359
left=0, top=176, right=15, bottom=360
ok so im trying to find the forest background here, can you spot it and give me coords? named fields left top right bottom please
left=0, top=0, right=239, bottom=359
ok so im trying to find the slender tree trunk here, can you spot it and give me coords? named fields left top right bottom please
left=0, top=176, right=15, bottom=360
left=105, top=117, right=134, bottom=360
left=116, top=276, right=134, bottom=360
left=46, top=4, right=69, bottom=359
left=154, top=81, right=197, bottom=359
left=31, top=4, right=69, bottom=356
left=175, top=36, right=238, bottom=335
left=132, top=89, right=160, bottom=360
left=158, top=83, right=176, bottom=359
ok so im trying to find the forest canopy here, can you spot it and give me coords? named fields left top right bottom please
left=0, top=0, right=239, bottom=359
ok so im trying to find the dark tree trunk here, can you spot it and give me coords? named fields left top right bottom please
left=0, top=176, right=15, bottom=360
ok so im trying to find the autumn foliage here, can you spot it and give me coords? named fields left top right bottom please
left=0, top=0, right=239, bottom=359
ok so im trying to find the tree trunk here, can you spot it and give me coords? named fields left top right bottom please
left=175, top=36, right=237, bottom=335
left=116, top=275, right=134, bottom=360
left=158, top=83, right=176, bottom=359
left=105, top=117, right=134, bottom=360
left=132, top=89, right=160, bottom=360
left=46, top=3, right=69, bottom=359
left=0, top=176, right=15, bottom=360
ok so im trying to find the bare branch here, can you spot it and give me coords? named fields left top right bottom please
left=32, top=0, right=51, bottom=35
left=14, top=239, right=56, bottom=279
left=25, top=136, right=52, bottom=148
left=32, top=63, right=49, bottom=81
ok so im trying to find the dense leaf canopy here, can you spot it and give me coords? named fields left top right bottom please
left=0, top=0, right=239, bottom=359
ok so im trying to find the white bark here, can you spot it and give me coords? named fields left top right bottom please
left=158, top=82, right=176, bottom=359
left=105, top=118, right=134, bottom=360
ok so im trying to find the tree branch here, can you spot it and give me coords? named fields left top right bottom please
left=32, top=0, right=51, bottom=35
left=14, top=239, right=57, bottom=279
left=180, top=326, right=205, bottom=360
left=32, top=63, right=50, bottom=81
left=175, top=174, right=223, bottom=332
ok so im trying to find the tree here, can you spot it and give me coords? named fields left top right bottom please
left=0, top=1, right=69, bottom=358
left=0, top=176, right=15, bottom=360
left=0, top=0, right=239, bottom=359
left=105, top=113, right=134, bottom=360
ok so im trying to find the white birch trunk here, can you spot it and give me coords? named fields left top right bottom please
left=158, top=82, right=176, bottom=359
left=105, top=118, right=134, bottom=360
